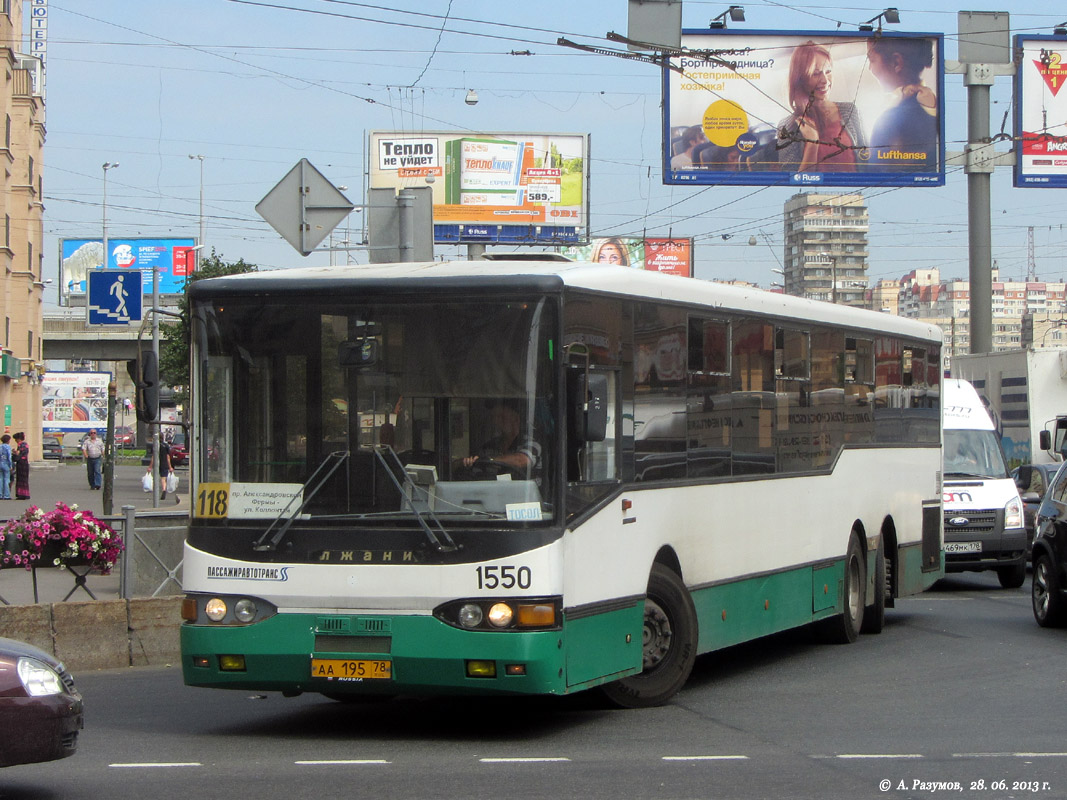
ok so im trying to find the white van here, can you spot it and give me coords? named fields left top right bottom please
left=942, top=378, right=1027, bottom=588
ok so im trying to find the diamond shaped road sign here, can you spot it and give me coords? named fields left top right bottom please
left=256, top=158, right=355, bottom=256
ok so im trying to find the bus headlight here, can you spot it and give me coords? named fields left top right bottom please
left=205, top=597, right=228, bottom=622
left=487, top=603, right=513, bottom=628
left=183, top=594, right=277, bottom=625
left=234, top=598, right=258, bottom=623
left=433, top=598, right=561, bottom=631
left=457, top=604, right=484, bottom=628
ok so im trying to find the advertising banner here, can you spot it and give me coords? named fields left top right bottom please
left=42, top=371, right=111, bottom=434
left=61, top=237, right=197, bottom=298
left=664, top=30, right=945, bottom=187
left=1015, top=35, right=1067, bottom=187
left=369, top=131, right=588, bottom=245
left=562, top=237, right=693, bottom=277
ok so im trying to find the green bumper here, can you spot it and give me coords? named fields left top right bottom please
left=181, top=612, right=569, bottom=697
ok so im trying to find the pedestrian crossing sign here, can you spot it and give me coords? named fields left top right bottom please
left=87, top=269, right=142, bottom=325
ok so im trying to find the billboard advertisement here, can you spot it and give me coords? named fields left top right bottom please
left=664, top=30, right=945, bottom=187
left=1015, top=35, right=1067, bottom=187
left=369, top=131, right=589, bottom=245
left=562, top=237, right=693, bottom=277
left=61, top=237, right=197, bottom=299
left=42, top=371, right=111, bottom=434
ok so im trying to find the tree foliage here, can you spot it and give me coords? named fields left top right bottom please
left=158, top=251, right=257, bottom=407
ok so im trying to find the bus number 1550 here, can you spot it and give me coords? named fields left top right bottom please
left=476, top=565, right=532, bottom=590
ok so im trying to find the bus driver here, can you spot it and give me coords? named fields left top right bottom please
left=462, top=401, right=541, bottom=476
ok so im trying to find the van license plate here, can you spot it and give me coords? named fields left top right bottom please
left=945, top=541, right=982, bottom=554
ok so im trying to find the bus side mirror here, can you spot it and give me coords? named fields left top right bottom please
left=567, top=370, right=608, bottom=443
left=126, top=351, right=159, bottom=423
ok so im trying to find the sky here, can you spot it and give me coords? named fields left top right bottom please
left=34, top=1, right=1067, bottom=306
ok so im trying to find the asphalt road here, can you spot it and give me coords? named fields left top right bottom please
left=2, top=570, right=1064, bottom=800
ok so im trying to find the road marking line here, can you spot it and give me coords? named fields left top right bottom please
left=662, top=755, right=749, bottom=761
left=109, top=763, right=202, bottom=768
left=810, top=755, right=921, bottom=759
left=295, top=760, right=390, bottom=765
left=479, top=758, right=571, bottom=763
left=954, top=752, right=1067, bottom=759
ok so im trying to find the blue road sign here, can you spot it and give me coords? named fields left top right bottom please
left=87, top=269, right=142, bottom=325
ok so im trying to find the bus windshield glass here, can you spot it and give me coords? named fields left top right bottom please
left=195, top=295, right=557, bottom=526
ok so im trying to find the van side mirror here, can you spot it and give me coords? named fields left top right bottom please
left=1040, top=429, right=1051, bottom=453
left=567, top=370, right=608, bottom=443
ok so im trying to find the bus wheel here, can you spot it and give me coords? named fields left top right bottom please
left=997, top=562, right=1026, bottom=589
left=818, top=533, right=865, bottom=644
left=1032, top=554, right=1067, bottom=628
left=861, top=541, right=885, bottom=635
left=601, top=564, right=697, bottom=708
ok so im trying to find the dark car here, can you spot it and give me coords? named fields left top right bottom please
left=41, top=435, right=62, bottom=460
left=1012, top=462, right=1061, bottom=556
left=1031, top=462, right=1067, bottom=626
left=0, top=637, right=83, bottom=767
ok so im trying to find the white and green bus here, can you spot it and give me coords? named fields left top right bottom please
left=179, top=259, right=943, bottom=707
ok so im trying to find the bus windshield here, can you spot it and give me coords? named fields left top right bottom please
left=194, top=295, right=558, bottom=526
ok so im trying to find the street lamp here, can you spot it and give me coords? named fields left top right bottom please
left=102, top=162, right=119, bottom=271
left=188, top=155, right=204, bottom=256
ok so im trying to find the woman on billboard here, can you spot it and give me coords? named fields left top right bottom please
left=777, top=41, right=868, bottom=173
left=866, top=37, right=938, bottom=171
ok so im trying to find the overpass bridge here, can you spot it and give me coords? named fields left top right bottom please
left=43, top=308, right=153, bottom=361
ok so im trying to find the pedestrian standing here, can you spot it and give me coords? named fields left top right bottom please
left=82, top=429, right=104, bottom=490
left=151, top=438, right=173, bottom=501
left=0, top=434, right=11, bottom=499
left=12, top=431, right=30, bottom=500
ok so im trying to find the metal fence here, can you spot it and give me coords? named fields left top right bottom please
left=0, top=506, right=187, bottom=605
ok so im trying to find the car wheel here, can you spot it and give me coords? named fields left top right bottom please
left=1032, top=553, right=1067, bottom=627
left=997, top=562, right=1026, bottom=589
left=601, top=564, right=697, bottom=708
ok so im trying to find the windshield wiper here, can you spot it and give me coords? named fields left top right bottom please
left=253, top=451, right=350, bottom=552
left=373, top=446, right=460, bottom=552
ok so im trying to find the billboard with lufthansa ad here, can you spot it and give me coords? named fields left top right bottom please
left=664, top=30, right=945, bottom=187
left=369, top=131, right=589, bottom=245
left=1015, top=35, right=1067, bottom=188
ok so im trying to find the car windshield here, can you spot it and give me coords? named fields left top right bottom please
left=195, top=295, right=558, bottom=528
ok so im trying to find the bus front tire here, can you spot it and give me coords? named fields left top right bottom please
left=818, top=533, right=865, bottom=644
left=601, top=564, right=697, bottom=709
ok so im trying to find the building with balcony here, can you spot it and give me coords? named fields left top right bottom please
left=782, top=192, right=869, bottom=307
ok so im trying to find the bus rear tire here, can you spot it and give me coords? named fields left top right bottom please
left=818, top=533, right=865, bottom=644
left=861, top=542, right=885, bottom=635
left=601, top=564, right=697, bottom=708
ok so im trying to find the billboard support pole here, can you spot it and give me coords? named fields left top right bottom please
left=965, top=64, right=994, bottom=354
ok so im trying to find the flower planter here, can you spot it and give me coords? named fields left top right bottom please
left=0, top=503, right=123, bottom=572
